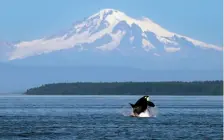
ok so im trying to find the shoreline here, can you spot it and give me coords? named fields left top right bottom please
left=24, top=81, right=223, bottom=96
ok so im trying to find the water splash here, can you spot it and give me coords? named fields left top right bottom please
left=120, top=106, right=158, bottom=117
left=119, top=106, right=133, bottom=116
left=136, top=107, right=158, bottom=117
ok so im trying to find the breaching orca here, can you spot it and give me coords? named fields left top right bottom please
left=129, top=95, right=155, bottom=117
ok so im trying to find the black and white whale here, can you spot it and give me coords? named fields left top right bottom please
left=129, top=95, right=155, bottom=117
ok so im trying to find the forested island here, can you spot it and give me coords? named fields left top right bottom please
left=25, top=81, right=223, bottom=95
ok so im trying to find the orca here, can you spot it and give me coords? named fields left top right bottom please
left=129, top=95, right=155, bottom=117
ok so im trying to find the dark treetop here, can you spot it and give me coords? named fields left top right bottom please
left=25, top=81, right=223, bottom=95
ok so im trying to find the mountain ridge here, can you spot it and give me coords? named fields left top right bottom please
left=1, top=8, right=222, bottom=61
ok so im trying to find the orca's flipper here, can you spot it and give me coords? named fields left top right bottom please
left=147, top=101, right=155, bottom=107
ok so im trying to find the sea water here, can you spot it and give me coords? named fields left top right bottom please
left=0, top=95, right=222, bottom=140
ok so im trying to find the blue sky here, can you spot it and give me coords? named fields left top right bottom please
left=0, top=0, right=222, bottom=46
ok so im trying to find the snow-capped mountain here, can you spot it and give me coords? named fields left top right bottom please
left=4, top=8, right=222, bottom=61
left=0, top=9, right=223, bottom=92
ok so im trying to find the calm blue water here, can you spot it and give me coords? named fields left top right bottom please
left=0, top=95, right=222, bottom=140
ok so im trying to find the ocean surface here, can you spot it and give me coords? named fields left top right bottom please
left=0, top=95, right=222, bottom=140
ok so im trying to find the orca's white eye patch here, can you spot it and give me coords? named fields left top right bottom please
left=146, top=97, right=150, bottom=101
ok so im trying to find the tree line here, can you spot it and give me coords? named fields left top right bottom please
left=25, top=81, right=223, bottom=95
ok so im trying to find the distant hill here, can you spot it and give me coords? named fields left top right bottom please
left=25, top=81, right=223, bottom=95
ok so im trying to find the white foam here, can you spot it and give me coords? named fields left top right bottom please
left=138, top=109, right=151, bottom=117
left=138, top=107, right=158, bottom=118
left=124, top=107, right=158, bottom=118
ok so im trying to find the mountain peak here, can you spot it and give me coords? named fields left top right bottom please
left=87, top=8, right=127, bottom=23
left=86, top=9, right=174, bottom=37
left=98, top=8, right=121, bottom=14
left=2, top=9, right=223, bottom=60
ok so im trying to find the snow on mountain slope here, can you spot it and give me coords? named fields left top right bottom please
left=5, top=9, right=223, bottom=60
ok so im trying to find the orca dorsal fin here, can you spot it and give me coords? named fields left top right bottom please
left=129, top=103, right=135, bottom=108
